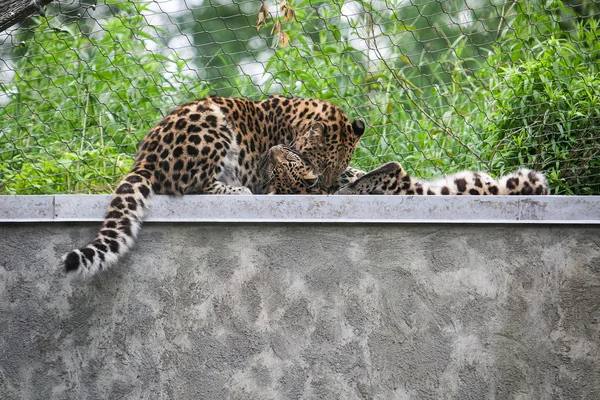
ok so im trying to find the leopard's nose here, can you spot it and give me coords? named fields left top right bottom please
left=323, top=173, right=335, bottom=188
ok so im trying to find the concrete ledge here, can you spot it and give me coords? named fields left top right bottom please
left=0, top=195, right=599, bottom=224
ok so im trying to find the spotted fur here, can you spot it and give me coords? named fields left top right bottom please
left=498, top=168, right=549, bottom=195
left=264, top=145, right=321, bottom=194
left=63, top=96, right=365, bottom=276
left=265, top=144, right=366, bottom=194
left=335, top=162, right=549, bottom=195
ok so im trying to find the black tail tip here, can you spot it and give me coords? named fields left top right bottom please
left=64, top=251, right=81, bottom=273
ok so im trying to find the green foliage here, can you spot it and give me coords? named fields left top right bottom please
left=1, top=0, right=599, bottom=195
left=0, top=0, right=200, bottom=193
left=482, top=1, right=600, bottom=194
left=0, top=150, right=133, bottom=194
left=262, top=0, right=491, bottom=176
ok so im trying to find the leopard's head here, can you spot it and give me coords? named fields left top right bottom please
left=294, top=114, right=365, bottom=189
left=265, top=145, right=324, bottom=194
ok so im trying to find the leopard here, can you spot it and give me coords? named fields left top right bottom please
left=334, top=161, right=549, bottom=195
left=262, top=145, right=549, bottom=196
left=264, top=144, right=365, bottom=194
left=62, top=95, right=365, bottom=276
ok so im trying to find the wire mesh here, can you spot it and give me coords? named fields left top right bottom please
left=0, top=0, right=599, bottom=195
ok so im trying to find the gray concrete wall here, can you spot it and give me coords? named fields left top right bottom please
left=1, top=215, right=599, bottom=399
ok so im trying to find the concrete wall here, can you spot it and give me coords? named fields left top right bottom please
left=1, top=196, right=599, bottom=399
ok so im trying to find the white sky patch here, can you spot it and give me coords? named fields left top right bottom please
left=238, top=48, right=274, bottom=87
left=0, top=31, right=12, bottom=46
left=248, top=37, right=267, bottom=51
left=164, top=34, right=199, bottom=80
left=338, top=1, right=397, bottom=65
left=454, top=10, right=476, bottom=29
left=340, top=1, right=362, bottom=25
left=238, top=1, right=257, bottom=14
left=142, top=0, right=204, bottom=31
left=140, top=1, right=199, bottom=78
left=150, top=0, right=205, bottom=15
left=168, top=35, right=195, bottom=58
left=0, top=61, right=15, bottom=106
left=238, top=59, right=267, bottom=86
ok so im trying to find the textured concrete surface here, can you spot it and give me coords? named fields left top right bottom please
left=1, top=223, right=599, bottom=399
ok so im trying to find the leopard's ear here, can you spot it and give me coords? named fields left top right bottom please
left=351, top=119, right=365, bottom=137
left=268, top=145, right=287, bottom=163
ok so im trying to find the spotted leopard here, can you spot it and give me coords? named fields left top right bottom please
left=263, top=145, right=549, bottom=195
left=264, top=144, right=365, bottom=194
left=334, top=162, right=549, bottom=195
left=63, top=96, right=365, bottom=276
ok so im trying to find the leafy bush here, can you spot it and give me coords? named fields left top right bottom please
left=481, top=2, right=600, bottom=194
left=261, top=0, right=490, bottom=176
left=0, top=0, right=200, bottom=193
left=1, top=0, right=598, bottom=195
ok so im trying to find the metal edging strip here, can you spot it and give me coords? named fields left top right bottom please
left=0, top=195, right=598, bottom=224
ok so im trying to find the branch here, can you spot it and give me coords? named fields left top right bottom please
left=0, top=0, right=54, bottom=33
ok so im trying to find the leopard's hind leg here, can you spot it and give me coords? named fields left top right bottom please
left=204, top=181, right=253, bottom=195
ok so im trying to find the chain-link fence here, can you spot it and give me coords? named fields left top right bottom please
left=1, top=0, right=599, bottom=195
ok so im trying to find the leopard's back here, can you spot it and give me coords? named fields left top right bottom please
left=134, top=99, right=255, bottom=195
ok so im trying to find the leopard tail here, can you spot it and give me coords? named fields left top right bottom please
left=498, top=168, right=549, bottom=195
left=62, top=169, right=153, bottom=276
